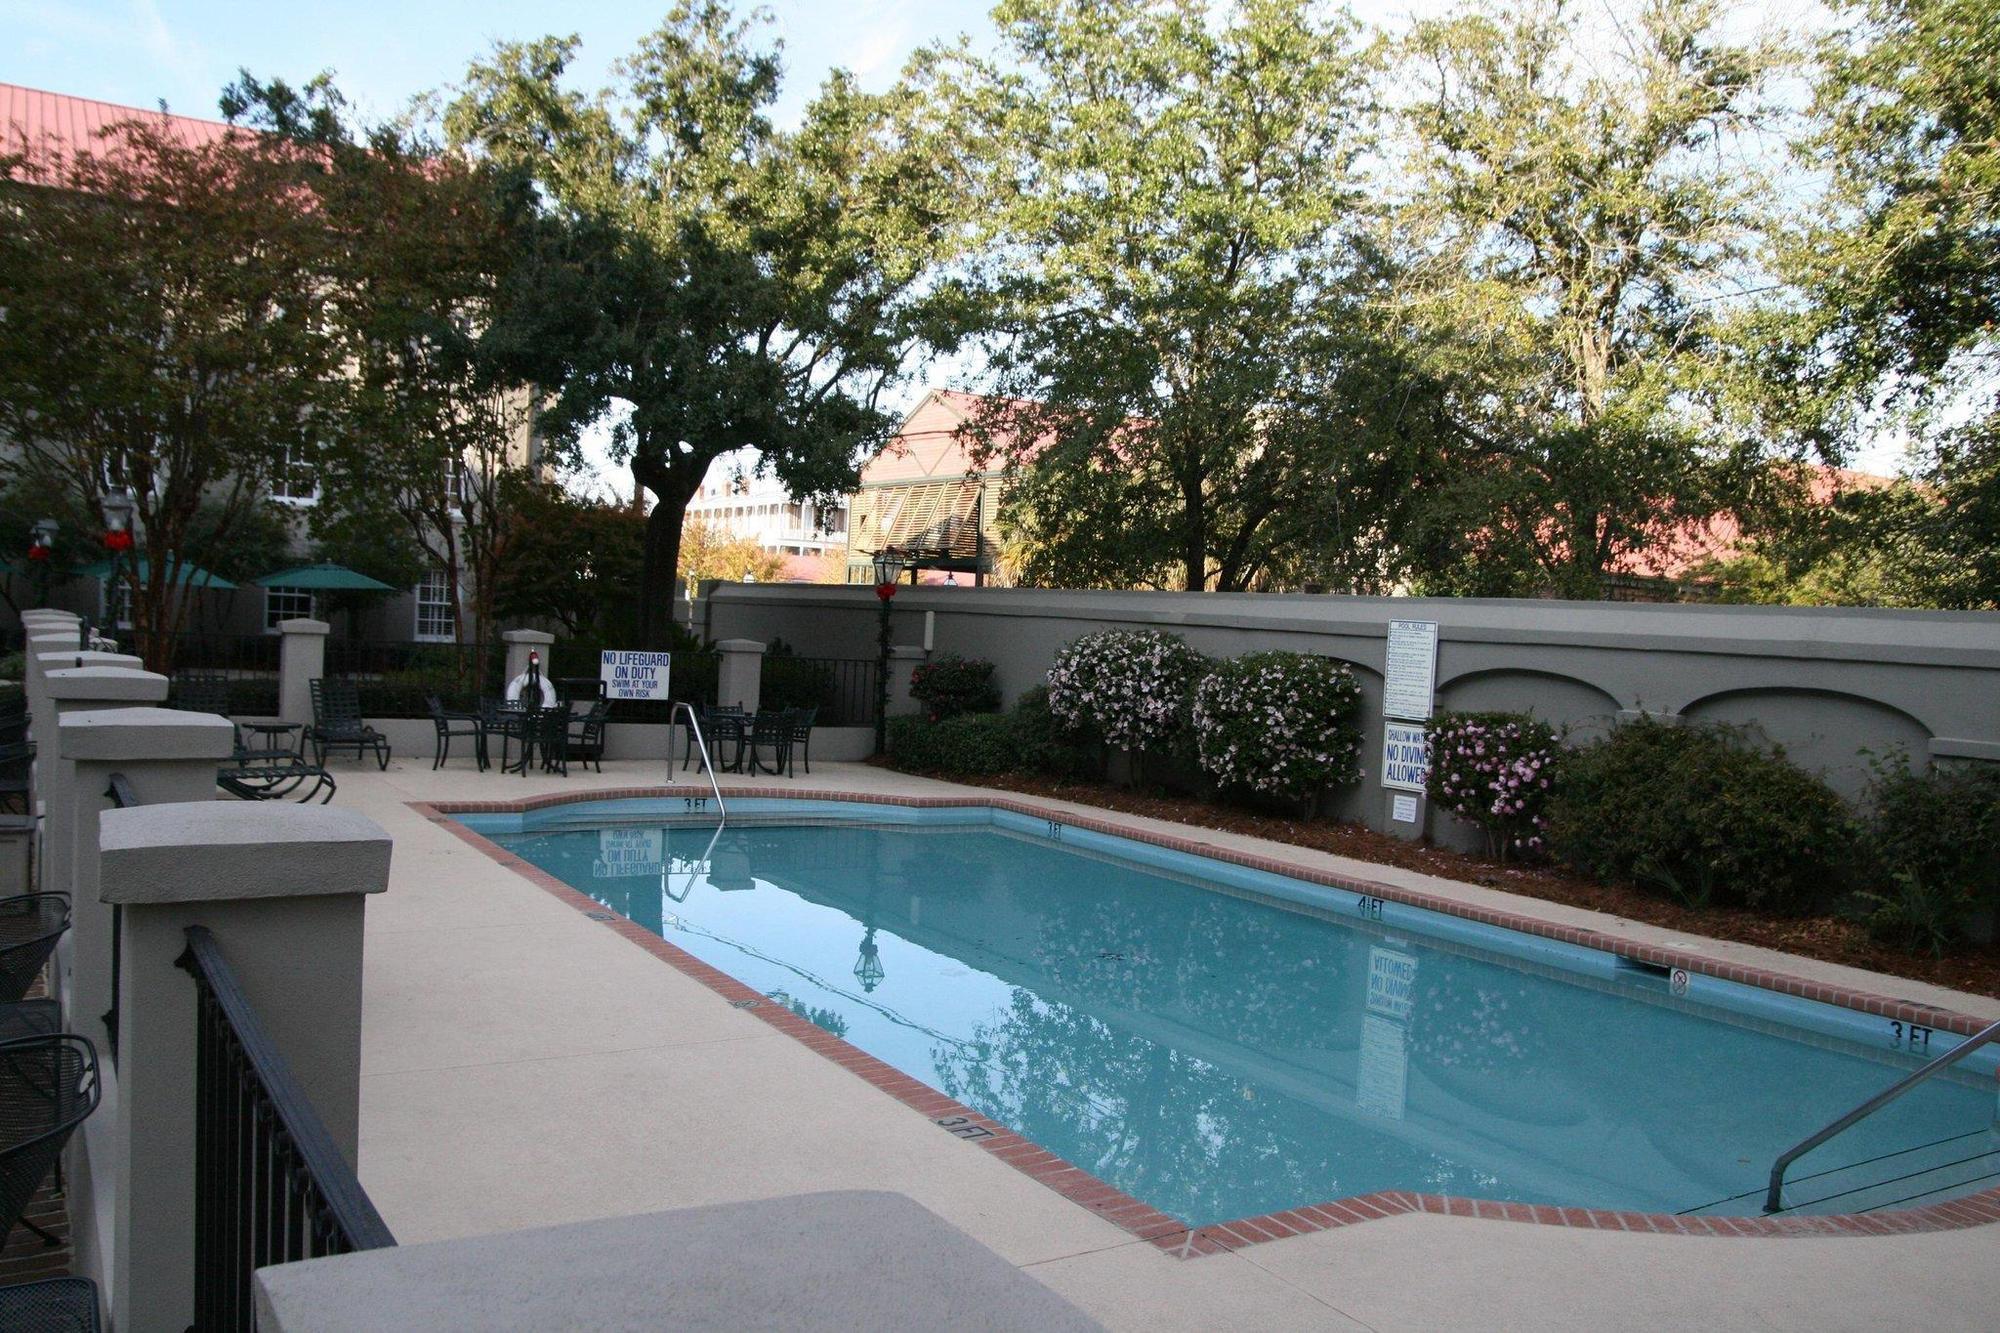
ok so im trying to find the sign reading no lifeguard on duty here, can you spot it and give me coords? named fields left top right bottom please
left=600, top=650, right=672, bottom=702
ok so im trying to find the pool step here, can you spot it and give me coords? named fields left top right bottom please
left=1683, top=1128, right=2000, bottom=1217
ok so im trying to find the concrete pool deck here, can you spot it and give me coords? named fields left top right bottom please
left=344, top=758, right=2000, bottom=1330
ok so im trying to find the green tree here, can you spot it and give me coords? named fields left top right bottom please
left=490, top=482, right=649, bottom=641
left=942, top=0, right=1405, bottom=592
left=1391, top=0, right=1785, bottom=596
left=1779, top=0, right=2000, bottom=607
left=446, top=2, right=967, bottom=644
left=0, top=113, right=350, bottom=669
left=221, top=71, right=542, bottom=676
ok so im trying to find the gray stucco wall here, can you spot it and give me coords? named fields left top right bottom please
left=706, top=585, right=2000, bottom=840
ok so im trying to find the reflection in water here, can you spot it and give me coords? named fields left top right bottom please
left=493, top=819, right=1997, bottom=1226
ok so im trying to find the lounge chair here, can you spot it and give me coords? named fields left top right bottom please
left=170, top=677, right=335, bottom=803
left=307, top=679, right=390, bottom=770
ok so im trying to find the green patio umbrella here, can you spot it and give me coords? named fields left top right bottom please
left=79, top=556, right=237, bottom=589
left=251, top=562, right=395, bottom=592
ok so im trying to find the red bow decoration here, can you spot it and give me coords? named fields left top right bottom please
left=103, top=529, right=134, bottom=552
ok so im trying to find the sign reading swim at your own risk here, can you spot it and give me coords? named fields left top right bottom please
left=600, top=650, right=672, bottom=702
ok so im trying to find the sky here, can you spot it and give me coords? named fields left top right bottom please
left=4, top=1, right=1889, bottom=489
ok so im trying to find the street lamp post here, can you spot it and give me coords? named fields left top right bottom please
left=26, top=518, right=58, bottom=609
left=99, top=488, right=137, bottom=650
left=871, top=546, right=908, bottom=755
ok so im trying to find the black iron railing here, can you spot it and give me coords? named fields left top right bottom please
left=763, top=656, right=877, bottom=726
left=325, top=638, right=500, bottom=718
left=177, top=926, right=395, bottom=1331
left=102, top=772, right=140, bottom=1065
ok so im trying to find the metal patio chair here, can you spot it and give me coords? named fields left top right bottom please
left=0, top=896, right=70, bottom=1007
left=307, top=679, right=390, bottom=770
left=786, top=706, right=819, bottom=776
left=0, top=1034, right=100, bottom=1249
left=0, top=1000, right=60, bottom=1044
left=744, top=711, right=793, bottom=777
left=0, top=740, right=32, bottom=817
left=427, top=695, right=487, bottom=771
left=0, top=1276, right=101, bottom=1332
left=682, top=704, right=745, bottom=772
left=568, top=699, right=610, bottom=774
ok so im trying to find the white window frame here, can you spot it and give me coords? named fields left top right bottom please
left=269, top=442, right=319, bottom=504
left=413, top=569, right=455, bottom=642
left=102, top=575, right=133, bottom=631
left=263, top=586, right=316, bottom=631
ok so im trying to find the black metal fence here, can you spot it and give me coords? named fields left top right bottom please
left=155, top=634, right=282, bottom=716
left=178, top=926, right=395, bottom=1332
left=764, top=656, right=878, bottom=726
left=324, top=639, right=500, bottom=718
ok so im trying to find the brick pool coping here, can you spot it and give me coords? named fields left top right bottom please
left=413, top=786, right=2000, bottom=1257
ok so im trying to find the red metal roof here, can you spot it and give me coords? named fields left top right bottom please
left=1, top=81, right=237, bottom=163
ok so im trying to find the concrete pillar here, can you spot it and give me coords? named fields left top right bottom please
left=886, top=644, right=928, bottom=718
left=100, top=802, right=392, bottom=1333
left=278, top=619, right=330, bottom=728
left=715, top=639, right=765, bottom=713
left=501, top=629, right=555, bottom=686
left=59, top=708, right=233, bottom=1055
left=40, top=669, right=168, bottom=909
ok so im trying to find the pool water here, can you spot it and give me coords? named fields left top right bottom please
left=466, top=802, right=2000, bottom=1227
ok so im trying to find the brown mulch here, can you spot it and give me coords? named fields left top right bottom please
left=882, top=764, right=2000, bottom=1002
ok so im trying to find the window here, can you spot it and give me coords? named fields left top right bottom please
left=270, top=442, right=318, bottom=503
left=414, top=569, right=454, bottom=642
left=442, top=457, right=469, bottom=509
left=264, top=586, right=315, bottom=631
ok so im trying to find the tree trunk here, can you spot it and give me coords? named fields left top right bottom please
left=637, top=483, right=688, bottom=650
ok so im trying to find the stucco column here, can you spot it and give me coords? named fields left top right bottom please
left=715, top=639, right=765, bottom=713
left=885, top=645, right=928, bottom=718
left=40, top=668, right=167, bottom=911
left=100, top=802, right=392, bottom=1333
left=278, top=618, right=330, bottom=728
left=501, top=628, right=555, bottom=686
left=59, top=708, right=233, bottom=1055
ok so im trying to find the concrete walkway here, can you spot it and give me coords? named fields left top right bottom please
left=343, top=757, right=2000, bottom=1331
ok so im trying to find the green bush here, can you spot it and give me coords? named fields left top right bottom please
left=1425, top=711, right=1563, bottom=861
left=1046, top=629, right=1208, bottom=756
left=909, top=653, right=1001, bottom=720
left=1191, top=651, right=1363, bottom=805
left=0, top=652, right=22, bottom=682
left=1854, top=760, right=2000, bottom=952
left=1546, top=718, right=1854, bottom=914
left=886, top=712, right=1018, bottom=776
left=1010, top=685, right=1097, bottom=779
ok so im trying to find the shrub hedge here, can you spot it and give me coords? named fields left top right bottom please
left=1191, top=651, right=1363, bottom=805
left=1047, top=629, right=1208, bottom=755
left=1546, top=718, right=1854, bottom=914
left=886, top=712, right=1018, bottom=776
left=909, top=652, right=1001, bottom=720
left=1425, top=711, right=1561, bottom=861
left=1854, top=760, right=2000, bottom=953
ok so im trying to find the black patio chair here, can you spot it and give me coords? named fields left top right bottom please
left=0, top=896, right=69, bottom=1007
left=568, top=700, right=610, bottom=774
left=0, top=1034, right=100, bottom=1249
left=528, top=701, right=573, bottom=778
left=786, top=706, right=819, bottom=777
left=0, top=1276, right=100, bottom=1332
left=307, top=679, right=390, bottom=770
left=682, top=705, right=744, bottom=772
left=0, top=1000, right=60, bottom=1044
left=169, top=683, right=335, bottom=803
left=744, top=711, right=793, bottom=777
left=427, top=695, right=487, bottom=771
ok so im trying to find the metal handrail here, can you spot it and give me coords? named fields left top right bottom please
left=670, top=701, right=728, bottom=821
left=1766, top=1016, right=2000, bottom=1212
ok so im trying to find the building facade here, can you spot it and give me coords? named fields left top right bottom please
left=844, top=391, right=1008, bottom=586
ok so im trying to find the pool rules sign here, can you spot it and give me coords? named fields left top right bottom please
left=1380, top=620, right=1437, bottom=807
left=600, top=650, right=672, bottom=701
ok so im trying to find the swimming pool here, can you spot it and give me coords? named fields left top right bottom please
left=451, top=797, right=2000, bottom=1232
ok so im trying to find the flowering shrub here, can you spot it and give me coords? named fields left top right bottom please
left=1046, top=630, right=1208, bottom=754
left=1425, top=711, right=1561, bottom=860
left=1191, top=652, right=1363, bottom=803
left=908, top=653, right=1001, bottom=720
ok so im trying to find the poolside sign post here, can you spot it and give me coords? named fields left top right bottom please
left=1379, top=619, right=1439, bottom=839
left=600, top=649, right=672, bottom=701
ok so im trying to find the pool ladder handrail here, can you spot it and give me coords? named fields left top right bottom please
left=1765, top=1015, right=2000, bottom=1213
left=669, top=701, right=728, bottom=823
